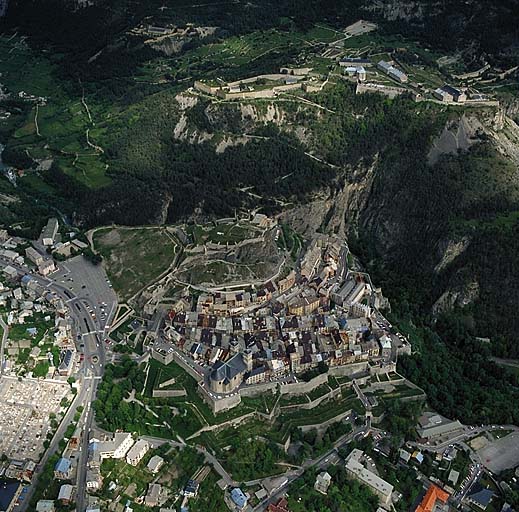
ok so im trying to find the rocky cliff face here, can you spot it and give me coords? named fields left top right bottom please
left=364, top=0, right=438, bottom=22
left=176, top=92, right=519, bottom=323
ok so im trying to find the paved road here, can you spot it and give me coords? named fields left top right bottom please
left=410, top=424, right=519, bottom=453
left=0, top=255, right=117, bottom=512
left=253, top=424, right=367, bottom=512
left=0, top=315, right=7, bottom=376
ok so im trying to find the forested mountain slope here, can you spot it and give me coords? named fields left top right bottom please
left=1, top=0, right=519, bottom=422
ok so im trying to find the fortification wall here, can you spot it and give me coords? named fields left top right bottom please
left=152, top=389, right=187, bottom=398
left=279, top=372, right=328, bottom=396
left=299, top=408, right=353, bottom=433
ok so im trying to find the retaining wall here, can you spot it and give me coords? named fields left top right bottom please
left=298, top=408, right=353, bottom=433
left=152, top=388, right=187, bottom=398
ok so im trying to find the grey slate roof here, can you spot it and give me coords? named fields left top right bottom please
left=210, top=353, right=246, bottom=383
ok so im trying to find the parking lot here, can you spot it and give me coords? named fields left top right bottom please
left=0, top=377, right=71, bottom=460
left=55, top=255, right=116, bottom=300
left=53, top=255, right=117, bottom=327
left=477, top=432, right=519, bottom=473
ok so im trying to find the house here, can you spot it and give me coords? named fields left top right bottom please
left=245, top=365, right=267, bottom=385
left=147, top=455, right=164, bottom=474
left=72, top=239, right=88, bottom=251
left=345, top=450, right=393, bottom=506
left=433, top=85, right=466, bottom=103
left=42, top=218, right=59, bottom=246
left=2, top=265, right=18, bottom=280
left=86, top=469, right=102, bottom=491
left=36, top=500, right=55, bottom=512
left=343, top=66, right=366, bottom=81
left=184, top=479, right=199, bottom=497
left=267, top=498, right=291, bottom=512
left=415, top=484, right=449, bottom=512
left=37, top=259, right=56, bottom=276
left=58, top=484, right=74, bottom=504
left=54, top=458, right=72, bottom=480
left=25, top=247, right=44, bottom=266
left=230, top=488, right=248, bottom=510
left=448, top=469, right=460, bottom=486
left=399, top=449, right=411, bottom=463
left=144, top=483, right=163, bottom=507
left=126, top=439, right=150, bottom=466
left=412, top=451, right=424, bottom=464
left=53, top=242, right=74, bottom=258
left=314, top=472, right=332, bottom=495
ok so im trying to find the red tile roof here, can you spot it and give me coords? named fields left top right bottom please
left=416, top=484, right=450, bottom=512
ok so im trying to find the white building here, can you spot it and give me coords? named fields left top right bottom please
left=42, top=218, right=59, bottom=246
left=345, top=450, right=393, bottom=506
left=57, top=484, right=74, bottom=504
left=86, top=469, right=102, bottom=491
left=314, top=471, right=332, bottom=495
left=147, top=455, right=165, bottom=474
left=343, top=66, right=366, bottom=81
left=36, top=501, right=55, bottom=512
left=377, top=60, right=408, bottom=83
left=96, top=432, right=134, bottom=459
left=126, top=439, right=150, bottom=466
left=38, top=259, right=56, bottom=277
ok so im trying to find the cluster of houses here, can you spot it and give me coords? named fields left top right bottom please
left=43, top=433, right=165, bottom=509
left=152, top=234, right=409, bottom=401
left=0, top=270, right=76, bottom=377
left=40, top=217, right=89, bottom=259
left=0, top=224, right=58, bottom=279
left=84, top=433, right=164, bottom=497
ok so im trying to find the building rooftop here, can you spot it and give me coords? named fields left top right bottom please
left=230, top=487, right=248, bottom=508
left=210, top=352, right=247, bottom=384
left=441, top=84, right=463, bottom=96
left=147, top=455, right=164, bottom=473
left=58, top=484, right=74, bottom=501
left=468, top=487, right=494, bottom=509
left=346, top=449, right=393, bottom=498
left=42, top=218, right=58, bottom=239
left=415, top=484, right=449, bottom=512
left=0, top=480, right=21, bottom=511
left=55, top=457, right=71, bottom=473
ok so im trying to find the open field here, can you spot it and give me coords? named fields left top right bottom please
left=477, top=432, right=519, bottom=473
left=177, top=259, right=274, bottom=286
left=93, top=227, right=179, bottom=299
left=185, top=221, right=260, bottom=246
